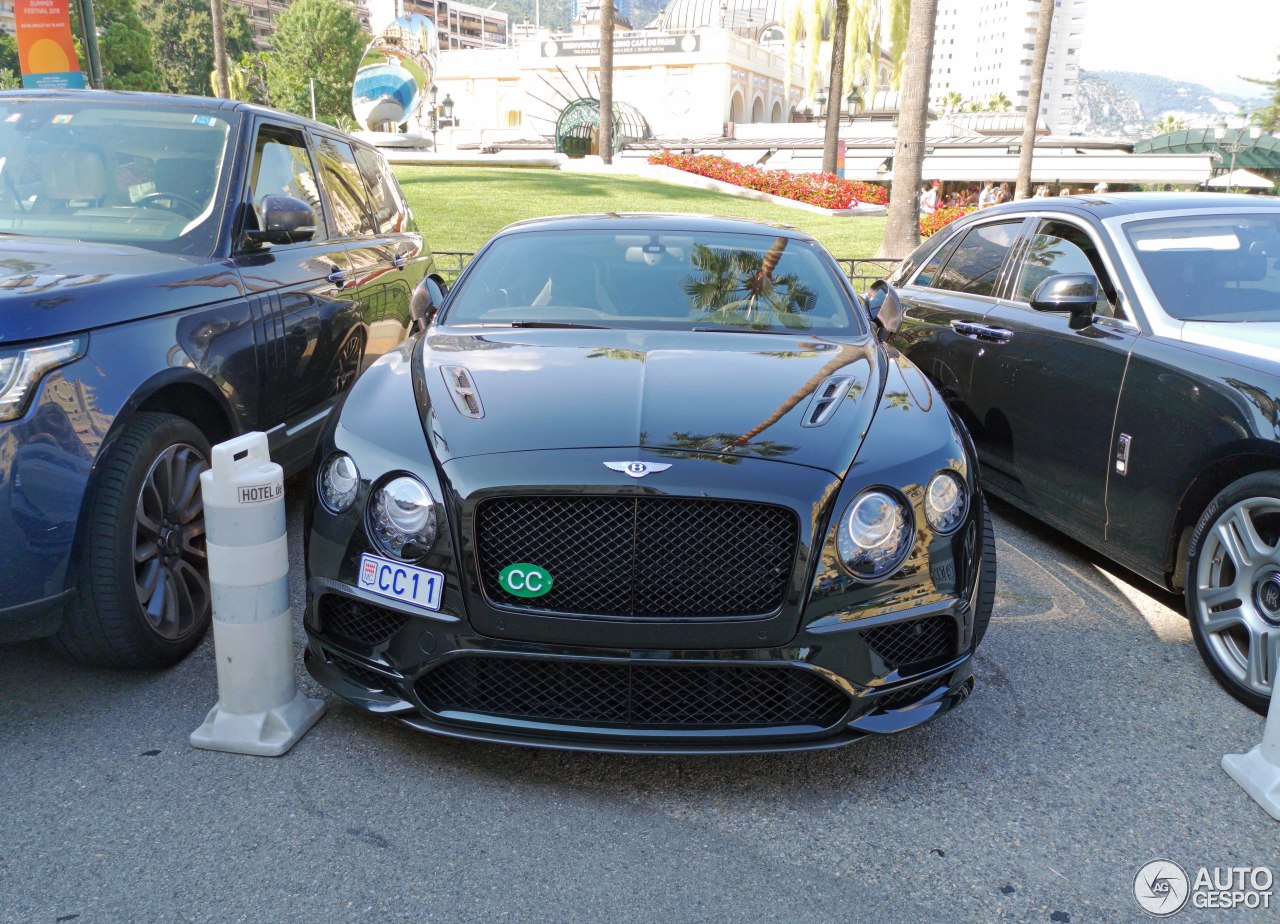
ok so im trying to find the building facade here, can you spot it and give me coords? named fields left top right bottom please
left=929, top=0, right=1085, bottom=132
left=230, top=0, right=505, bottom=52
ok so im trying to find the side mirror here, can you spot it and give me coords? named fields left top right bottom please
left=1030, top=273, right=1098, bottom=325
left=410, top=276, right=448, bottom=332
left=245, top=194, right=316, bottom=246
left=866, top=279, right=904, bottom=342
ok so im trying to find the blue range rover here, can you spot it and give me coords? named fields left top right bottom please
left=0, top=90, right=438, bottom=667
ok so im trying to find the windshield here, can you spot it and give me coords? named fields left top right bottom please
left=443, top=228, right=863, bottom=335
left=1125, top=212, right=1280, bottom=322
left=0, top=99, right=237, bottom=255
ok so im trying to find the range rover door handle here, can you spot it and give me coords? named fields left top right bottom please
left=327, top=267, right=348, bottom=287
left=391, top=253, right=407, bottom=269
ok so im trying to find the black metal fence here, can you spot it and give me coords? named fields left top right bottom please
left=432, top=253, right=901, bottom=288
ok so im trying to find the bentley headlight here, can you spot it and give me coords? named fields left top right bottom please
left=837, top=489, right=913, bottom=581
left=318, top=453, right=360, bottom=513
left=0, top=336, right=86, bottom=422
left=924, top=471, right=967, bottom=534
left=369, top=475, right=437, bottom=558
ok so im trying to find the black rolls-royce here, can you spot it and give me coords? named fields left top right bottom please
left=0, top=90, right=437, bottom=668
left=883, top=193, right=1280, bottom=711
left=304, top=214, right=995, bottom=753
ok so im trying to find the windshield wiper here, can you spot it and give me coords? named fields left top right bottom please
left=506, top=320, right=608, bottom=329
left=691, top=326, right=795, bottom=334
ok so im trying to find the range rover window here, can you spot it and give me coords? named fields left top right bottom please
left=314, top=136, right=374, bottom=237
left=0, top=99, right=237, bottom=254
left=929, top=221, right=1022, bottom=297
left=1014, top=219, right=1124, bottom=319
left=354, top=145, right=404, bottom=234
left=245, top=125, right=327, bottom=242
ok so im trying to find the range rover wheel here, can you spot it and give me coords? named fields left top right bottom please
left=55, top=412, right=213, bottom=669
left=1186, top=473, right=1280, bottom=714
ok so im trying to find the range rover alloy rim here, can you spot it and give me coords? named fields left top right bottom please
left=1193, top=496, right=1280, bottom=697
left=133, top=443, right=211, bottom=640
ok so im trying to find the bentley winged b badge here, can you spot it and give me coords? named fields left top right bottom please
left=604, top=461, right=672, bottom=479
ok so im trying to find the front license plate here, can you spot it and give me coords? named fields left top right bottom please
left=357, top=553, right=443, bottom=611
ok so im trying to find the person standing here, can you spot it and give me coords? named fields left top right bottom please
left=995, top=182, right=1010, bottom=204
left=919, top=181, right=938, bottom=215
left=977, top=181, right=997, bottom=208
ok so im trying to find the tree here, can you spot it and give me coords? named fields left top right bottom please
left=0, top=33, right=18, bottom=74
left=938, top=90, right=964, bottom=114
left=211, top=0, right=230, bottom=98
left=141, top=0, right=253, bottom=95
left=1014, top=0, right=1053, bottom=201
left=880, top=0, right=937, bottom=258
left=985, top=91, right=1011, bottom=112
left=1148, top=114, right=1187, bottom=137
left=599, top=0, right=614, bottom=163
left=1242, top=55, right=1280, bottom=132
left=68, top=0, right=160, bottom=91
left=267, top=0, right=363, bottom=123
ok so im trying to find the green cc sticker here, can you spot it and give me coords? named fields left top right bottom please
left=498, top=563, right=553, bottom=598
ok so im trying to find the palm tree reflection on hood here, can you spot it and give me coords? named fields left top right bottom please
left=650, top=431, right=797, bottom=464
left=682, top=237, right=818, bottom=330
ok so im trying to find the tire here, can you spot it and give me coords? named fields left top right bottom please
left=54, top=413, right=213, bottom=669
left=972, top=498, right=997, bottom=647
left=1185, top=472, right=1280, bottom=714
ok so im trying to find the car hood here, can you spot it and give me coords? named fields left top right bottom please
left=421, top=327, right=882, bottom=475
left=0, top=238, right=241, bottom=344
left=1181, top=321, right=1280, bottom=372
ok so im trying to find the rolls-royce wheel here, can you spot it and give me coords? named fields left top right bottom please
left=54, top=412, right=212, bottom=669
left=1186, top=472, right=1280, bottom=714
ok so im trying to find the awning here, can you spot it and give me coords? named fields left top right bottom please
left=1204, top=168, right=1275, bottom=189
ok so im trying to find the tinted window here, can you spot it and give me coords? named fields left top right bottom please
left=1126, top=212, right=1280, bottom=322
left=1015, top=220, right=1121, bottom=318
left=445, top=229, right=862, bottom=335
left=354, top=146, right=404, bottom=234
left=0, top=99, right=235, bottom=254
left=314, top=136, right=373, bottom=237
left=931, top=222, right=1022, bottom=297
left=246, top=125, right=326, bottom=241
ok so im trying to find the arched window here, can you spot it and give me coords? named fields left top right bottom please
left=750, top=96, right=764, bottom=123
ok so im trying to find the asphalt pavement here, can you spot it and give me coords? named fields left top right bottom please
left=2, top=492, right=1277, bottom=923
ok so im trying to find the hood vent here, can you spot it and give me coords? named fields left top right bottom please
left=801, top=376, right=856, bottom=428
left=442, top=366, right=485, bottom=419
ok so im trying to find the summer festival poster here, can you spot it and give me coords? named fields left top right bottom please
left=14, top=0, right=86, bottom=90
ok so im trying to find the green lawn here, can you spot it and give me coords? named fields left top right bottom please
left=393, top=165, right=886, bottom=260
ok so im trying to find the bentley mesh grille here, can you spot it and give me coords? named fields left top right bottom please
left=474, top=496, right=798, bottom=618
left=858, top=615, right=956, bottom=668
left=319, top=594, right=410, bottom=645
left=415, top=656, right=850, bottom=729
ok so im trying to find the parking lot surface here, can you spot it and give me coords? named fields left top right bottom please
left=2, top=491, right=1276, bottom=923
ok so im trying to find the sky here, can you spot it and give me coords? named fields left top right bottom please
left=1075, top=0, right=1278, bottom=98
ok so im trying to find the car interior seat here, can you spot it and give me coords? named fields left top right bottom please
left=37, top=148, right=110, bottom=211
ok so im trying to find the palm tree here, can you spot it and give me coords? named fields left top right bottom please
left=681, top=238, right=818, bottom=329
left=822, top=0, right=850, bottom=175
left=211, top=0, right=230, bottom=98
left=880, top=0, right=938, bottom=258
left=1014, top=0, right=1053, bottom=200
left=938, top=90, right=964, bottom=114
left=598, top=0, right=615, bottom=163
left=986, top=92, right=1012, bottom=112
left=735, top=343, right=865, bottom=444
left=1148, top=114, right=1187, bottom=137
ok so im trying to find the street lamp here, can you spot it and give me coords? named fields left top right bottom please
left=1211, top=122, right=1263, bottom=193
left=430, top=85, right=439, bottom=151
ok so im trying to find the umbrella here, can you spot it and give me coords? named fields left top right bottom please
left=1204, top=168, right=1275, bottom=189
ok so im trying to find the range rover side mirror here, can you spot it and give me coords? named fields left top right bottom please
left=1030, top=273, right=1099, bottom=327
left=410, top=276, right=448, bottom=332
left=245, top=194, right=317, bottom=246
left=866, top=279, right=904, bottom=342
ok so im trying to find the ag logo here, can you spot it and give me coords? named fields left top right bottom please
left=1133, top=859, right=1190, bottom=916
left=604, top=461, right=672, bottom=479
left=498, top=563, right=553, bottom=598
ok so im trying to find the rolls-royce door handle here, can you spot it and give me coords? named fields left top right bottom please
left=327, top=267, right=348, bottom=288
left=951, top=320, right=1014, bottom=343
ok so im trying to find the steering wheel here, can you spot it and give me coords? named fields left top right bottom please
left=136, top=191, right=202, bottom=217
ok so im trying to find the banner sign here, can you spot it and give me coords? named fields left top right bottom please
left=14, top=0, right=86, bottom=89
left=542, top=33, right=700, bottom=58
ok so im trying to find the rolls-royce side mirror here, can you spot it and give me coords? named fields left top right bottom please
left=1030, top=273, right=1099, bottom=323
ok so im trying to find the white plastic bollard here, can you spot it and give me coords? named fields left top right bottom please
left=190, top=432, right=325, bottom=756
left=1223, top=674, right=1280, bottom=821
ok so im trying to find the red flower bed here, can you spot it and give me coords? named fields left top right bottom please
left=920, top=205, right=976, bottom=237
left=648, top=150, right=888, bottom=209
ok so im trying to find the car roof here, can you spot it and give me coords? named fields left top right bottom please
left=976, top=191, right=1278, bottom=220
left=493, top=213, right=812, bottom=240
left=0, top=88, right=350, bottom=138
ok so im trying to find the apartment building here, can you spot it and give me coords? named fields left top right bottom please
left=929, top=0, right=1086, bottom=132
left=233, top=0, right=506, bottom=51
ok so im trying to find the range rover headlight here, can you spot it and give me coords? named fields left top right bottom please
left=0, top=336, right=86, bottom=422
left=369, top=475, right=437, bottom=558
left=318, top=452, right=360, bottom=513
left=925, top=470, right=967, bottom=534
left=837, top=489, right=913, bottom=581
